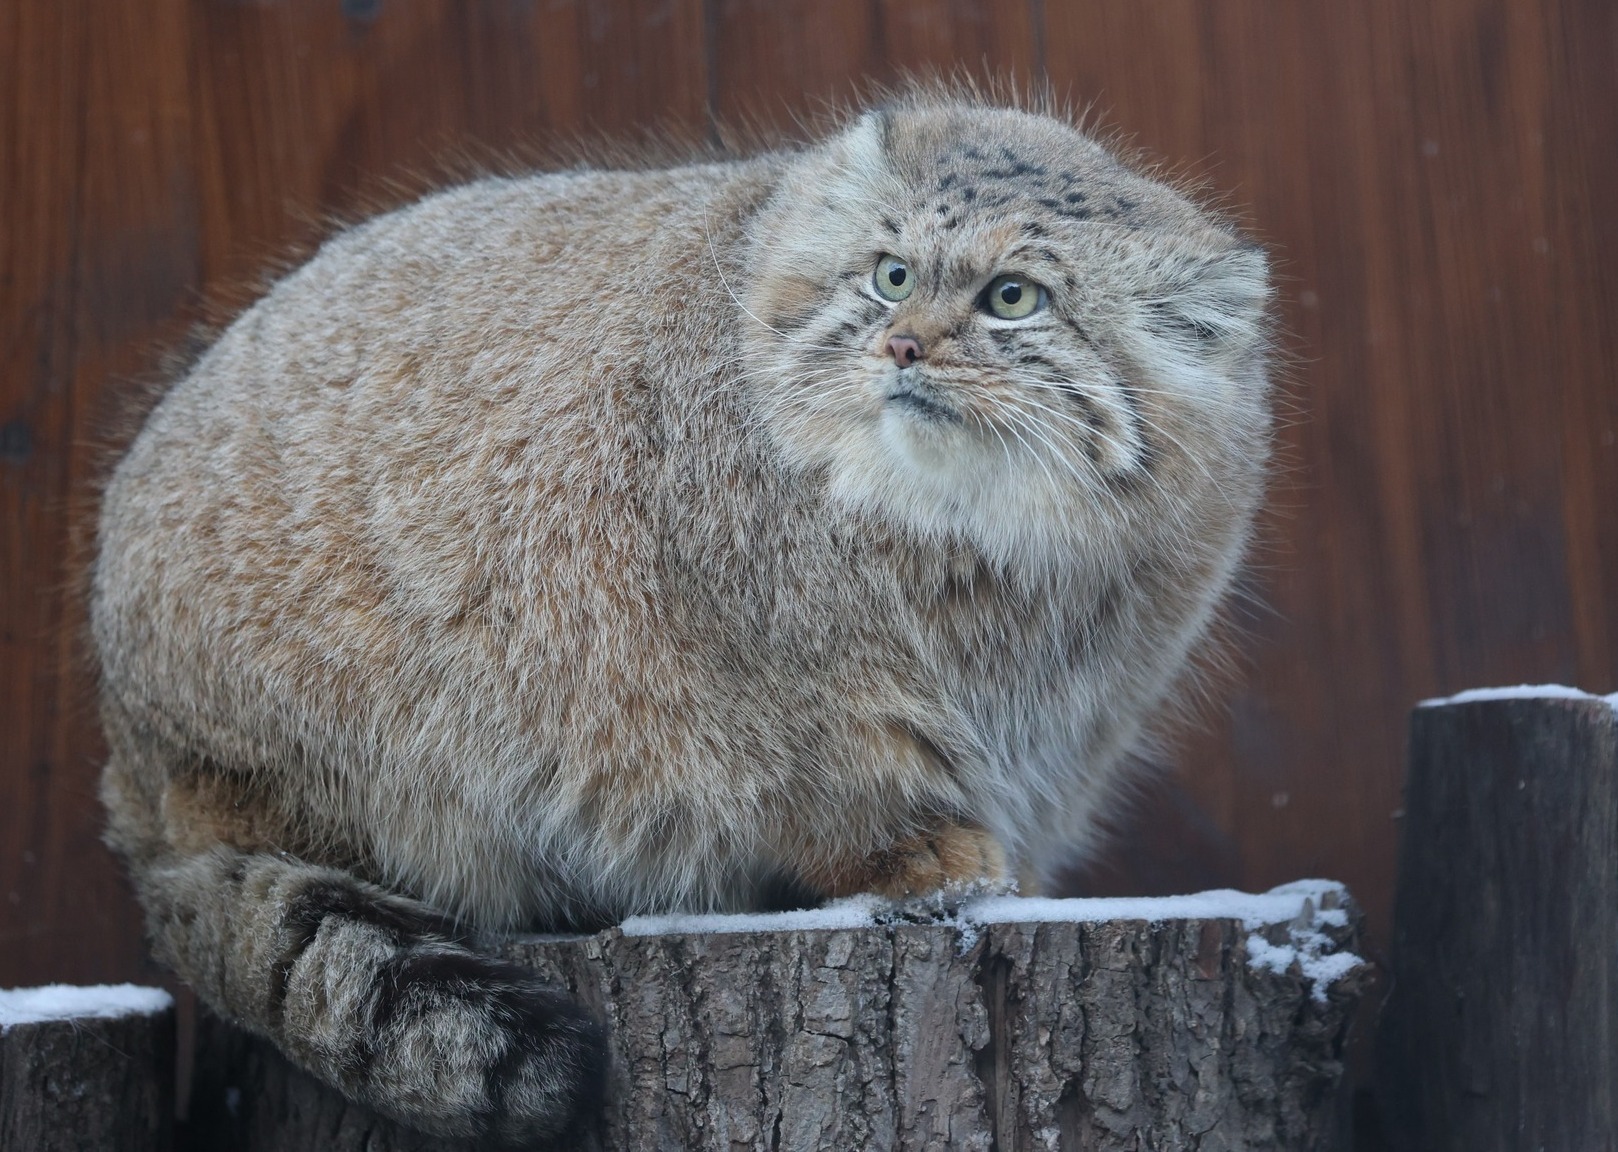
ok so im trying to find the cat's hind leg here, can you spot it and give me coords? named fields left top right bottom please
left=103, top=755, right=606, bottom=1146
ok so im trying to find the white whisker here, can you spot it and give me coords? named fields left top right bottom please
left=702, top=211, right=854, bottom=355
left=1012, top=376, right=1232, bottom=504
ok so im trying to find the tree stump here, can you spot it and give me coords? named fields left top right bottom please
left=187, top=883, right=1366, bottom=1151
left=1376, top=687, right=1618, bottom=1150
left=0, top=984, right=175, bottom=1152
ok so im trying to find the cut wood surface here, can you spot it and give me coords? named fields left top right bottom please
left=0, top=984, right=174, bottom=1152
left=185, top=884, right=1366, bottom=1152
left=1376, top=689, right=1618, bottom=1150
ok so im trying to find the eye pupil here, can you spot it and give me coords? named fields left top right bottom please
left=1000, top=283, right=1022, bottom=305
left=874, top=255, right=915, bottom=302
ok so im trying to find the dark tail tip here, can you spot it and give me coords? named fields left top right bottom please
left=475, top=960, right=610, bottom=1148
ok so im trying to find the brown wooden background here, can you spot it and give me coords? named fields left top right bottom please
left=4, top=0, right=1615, bottom=1131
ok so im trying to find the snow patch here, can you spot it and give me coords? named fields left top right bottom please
left=1420, top=683, right=1618, bottom=712
left=963, top=881, right=1363, bottom=1001
left=616, top=881, right=1364, bottom=1002
left=1245, top=929, right=1365, bottom=1004
left=621, top=883, right=1350, bottom=938
left=961, top=879, right=1348, bottom=930
left=620, top=894, right=888, bottom=937
left=0, top=984, right=173, bottom=1031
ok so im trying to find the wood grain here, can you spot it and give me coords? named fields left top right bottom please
left=708, top=0, right=1039, bottom=138
left=1, top=0, right=197, bottom=991
left=1376, top=695, right=1618, bottom=1148
left=1, top=12, right=1614, bottom=1132
left=182, top=905, right=1363, bottom=1151
left=0, top=996, right=176, bottom=1152
left=1047, top=0, right=1618, bottom=948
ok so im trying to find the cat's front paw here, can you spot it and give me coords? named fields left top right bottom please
left=875, top=822, right=1010, bottom=897
left=810, top=821, right=1009, bottom=899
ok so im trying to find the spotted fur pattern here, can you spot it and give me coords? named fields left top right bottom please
left=92, top=92, right=1270, bottom=1141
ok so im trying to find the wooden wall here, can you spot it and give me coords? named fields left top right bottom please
left=3, top=0, right=1614, bottom=1096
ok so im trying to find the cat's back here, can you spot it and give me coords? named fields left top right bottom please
left=127, top=160, right=767, bottom=459
left=93, top=159, right=775, bottom=754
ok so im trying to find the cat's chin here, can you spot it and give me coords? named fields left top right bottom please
left=877, top=401, right=966, bottom=466
left=823, top=416, right=1100, bottom=572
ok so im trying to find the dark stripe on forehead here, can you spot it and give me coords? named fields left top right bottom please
left=1003, top=244, right=1067, bottom=266
left=979, top=160, right=1049, bottom=181
left=942, top=254, right=982, bottom=293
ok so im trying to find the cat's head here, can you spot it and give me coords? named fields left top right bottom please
left=737, top=97, right=1272, bottom=574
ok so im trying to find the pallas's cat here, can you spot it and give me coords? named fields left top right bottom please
left=92, top=93, right=1271, bottom=1143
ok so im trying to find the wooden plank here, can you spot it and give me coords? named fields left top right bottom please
left=1376, top=693, right=1618, bottom=1148
left=186, top=1, right=711, bottom=299
left=1045, top=0, right=1618, bottom=971
left=1548, top=0, right=1618, bottom=688
left=0, top=0, right=89, bottom=990
left=0, top=0, right=197, bottom=989
left=709, top=0, right=1040, bottom=138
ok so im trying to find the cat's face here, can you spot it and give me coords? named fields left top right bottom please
left=740, top=101, right=1271, bottom=572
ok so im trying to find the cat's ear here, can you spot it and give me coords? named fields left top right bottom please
left=1145, top=244, right=1270, bottom=355
left=831, top=109, right=891, bottom=173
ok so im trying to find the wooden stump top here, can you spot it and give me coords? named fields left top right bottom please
left=190, top=882, right=1366, bottom=1151
left=0, top=983, right=176, bottom=1152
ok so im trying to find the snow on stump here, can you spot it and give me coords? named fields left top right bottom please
left=1377, top=686, right=1618, bottom=1151
left=188, top=883, right=1366, bottom=1151
left=0, top=984, right=175, bottom=1152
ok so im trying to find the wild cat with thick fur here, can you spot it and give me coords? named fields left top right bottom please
left=92, top=91, right=1271, bottom=1143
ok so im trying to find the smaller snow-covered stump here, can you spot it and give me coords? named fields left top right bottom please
left=1378, top=686, right=1618, bottom=1151
left=0, top=984, right=175, bottom=1152
left=189, top=884, right=1365, bottom=1152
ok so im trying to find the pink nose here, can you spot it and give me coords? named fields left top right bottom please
left=886, top=335, right=924, bottom=367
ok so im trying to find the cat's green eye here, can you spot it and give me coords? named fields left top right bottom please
left=984, top=274, right=1045, bottom=320
left=873, top=254, right=915, bottom=302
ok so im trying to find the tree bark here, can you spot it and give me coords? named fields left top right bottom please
left=188, top=889, right=1365, bottom=1151
left=0, top=991, right=175, bottom=1152
left=1376, top=691, right=1618, bottom=1150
